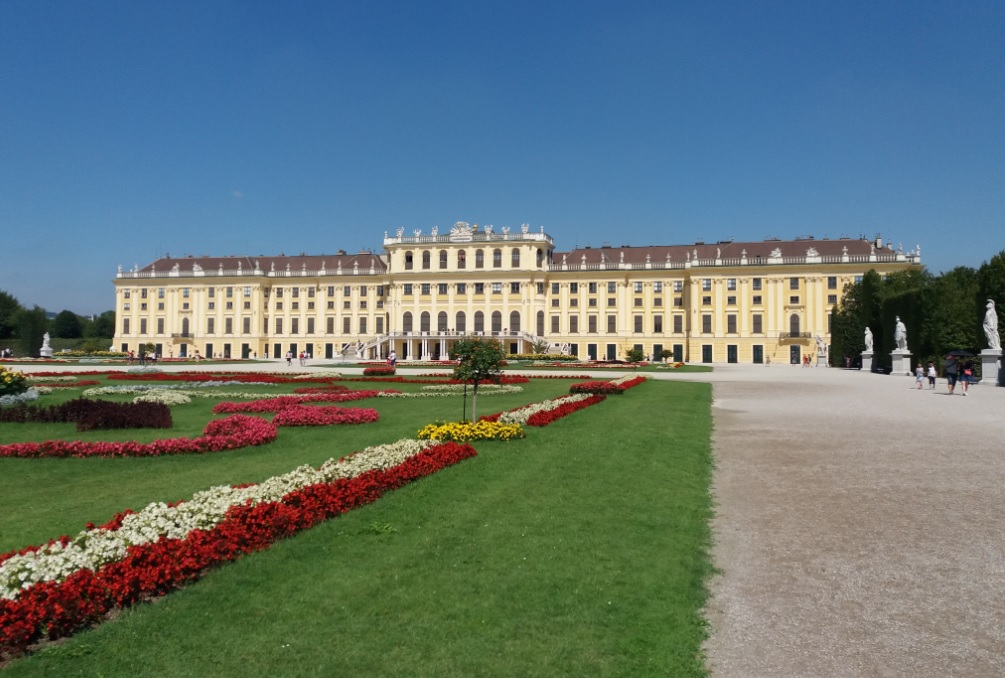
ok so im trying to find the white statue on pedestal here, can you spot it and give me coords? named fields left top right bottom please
left=985, top=299, right=1000, bottom=350
left=894, top=316, right=908, bottom=351
left=864, top=327, right=873, bottom=352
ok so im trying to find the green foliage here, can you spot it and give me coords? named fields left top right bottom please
left=625, top=346, right=645, bottom=362
left=530, top=338, right=551, bottom=354
left=50, top=310, right=84, bottom=339
left=0, top=290, right=21, bottom=342
left=660, top=348, right=674, bottom=362
left=84, top=311, right=116, bottom=339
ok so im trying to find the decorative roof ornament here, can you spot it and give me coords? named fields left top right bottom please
left=581, top=253, right=587, bottom=263
left=172, top=263, right=180, bottom=272
left=270, top=261, right=275, bottom=272
left=450, top=221, right=472, bottom=235
left=286, top=263, right=291, bottom=272
left=302, top=262, right=307, bottom=273
left=431, top=225, right=438, bottom=236
left=396, top=227, right=404, bottom=238
left=770, top=247, right=782, bottom=258
left=646, top=253, right=651, bottom=263
left=806, top=247, right=819, bottom=257
left=521, top=223, right=530, bottom=234
left=501, top=226, right=510, bottom=235
left=619, top=251, right=625, bottom=263
left=693, top=248, right=698, bottom=259
left=716, top=247, right=721, bottom=259
left=193, top=262, right=202, bottom=273
left=485, top=225, right=494, bottom=234
left=666, top=252, right=671, bottom=262
left=413, top=229, right=422, bottom=237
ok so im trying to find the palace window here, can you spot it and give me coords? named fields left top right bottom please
left=752, top=314, right=762, bottom=334
left=457, top=250, right=466, bottom=269
left=492, top=283, right=502, bottom=294
left=727, top=296, right=736, bottom=305
left=343, top=317, right=351, bottom=334
left=122, top=318, right=130, bottom=334
left=654, top=281, right=662, bottom=292
left=457, top=283, right=466, bottom=294
left=510, top=282, right=520, bottom=293
left=403, top=284, right=412, bottom=295
left=439, top=251, right=448, bottom=269
left=634, top=281, right=643, bottom=293
left=702, top=315, right=712, bottom=333
left=588, top=315, right=597, bottom=333
left=588, top=298, right=597, bottom=307
left=789, top=296, right=800, bottom=304
left=552, top=283, right=559, bottom=294
left=790, top=277, right=799, bottom=290
left=225, top=287, right=232, bottom=298
left=493, top=249, right=502, bottom=268
left=569, top=316, right=579, bottom=333
left=475, top=250, right=484, bottom=268
left=727, top=278, right=736, bottom=290
left=328, top=286, right=335, bottom=296
left=634, top=315, right=643, bottom=333
left=673, top=281, right=683, bottom=292
left=570, top=298, right=578, bottom=307
left=673, top=316, right=683, bottom=333
left=327, top=317, right=335, bottom=333
left=828, top=276, right=838, bottom=289
left=727, top=314, right=737, bottom=334
left=589, top=282, right=597, bottom=294
left=654, top=315, right=663, bottom=332
left=607, top=315, right=616, bottom=333
left=570, top=282, right=578, bottom=293
left=828, top=295, right=838, bottom=304
left=475, top=283, right=484, bottom=294
left=290, top=318, right=298, bottom=334
left=421, top=284, right=430, bottom=295
left=752, top=295, right=762, bottom=305
left=207, top=318, right=215, bottom=334
left=307, top=317, right=316, bottom=333
left=243, top=317, right=251, bottom=334
left=634, top=298, right=643, bottom=307
left=702, top=296, right=711, bottom=305
left=511, top=249, right=520, bottom=267
left=343, top=286, right=351, bottom=296
left=343, top=301, right=351, bottom=310
left=551, top=315, right=560, bottom=333
left=422, top=251, right=431, bottom=269
left=158, top=288, right=166, bottom=299
left=702, top=279, right=711, bottom=291
left=438, top=283, right=448, bottom=295
left=244, top=286, right=252, bottom=297
left=752, top=278, right=762, bottom=290
left=404, top=252, right=414, bottom=270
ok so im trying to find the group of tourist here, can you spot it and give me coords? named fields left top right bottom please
left=0, top=347, right=12, bottom=358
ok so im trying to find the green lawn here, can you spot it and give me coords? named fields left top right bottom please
left=1, top=375, right=713, bottom=676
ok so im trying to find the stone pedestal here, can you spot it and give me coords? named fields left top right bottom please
left=891, top=349, right=912, bottom=376
left=861, top=351, right=873, bottom=372
left=980, top=349, right=1003, bottom=386
left=39, top=346, right=53, bottom=358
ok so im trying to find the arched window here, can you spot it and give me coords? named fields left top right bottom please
left=437, top=311, right=448, bottom=332
left=511, top=248, right=520, bottom=267
left=493, top=249, right=502, bottom=268
left=789, top=313, right=800, bottom=336
left=457, top=249, right=466, bottom=269
left=421, top=251, right=431, bottom=270
left=475, top=249, right=484, bottom=269
left=439, top=250, right=448, bottom=269
left=420, top=312, right=431, bottom=332
left=402, top=312, right=413, bottom=333
left=404, top=251, right=413, bottom=271
left=536, top=248, right=543, bottom=267
left=491, top=311, right=502, bottom=333
left=536, top=311, right=544, bottom=336
left=509, top=311, right=521, bottom=332
left=456, top=311, right=466, bottom=333
left=474, top=311, right=485, bottom=333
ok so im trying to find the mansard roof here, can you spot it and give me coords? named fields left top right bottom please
left=554, top=236, right=900, bottom=265
left=134, top=252, right=387, bottom=276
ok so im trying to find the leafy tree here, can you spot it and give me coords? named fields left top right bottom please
left=929, top=267, right=980, bottom=355
left=15, top=306, right=48, bottom=357
left=660, top=348, right=674, bottom=363
left=450, top=336, right=505, bottom=421
left=85, top=310, right=116, bottom=339
left=625, top=347, right=644, bottom=362
left=0, top=290, right=21, bottom=341
left=50, top=310, right=84, bottom=339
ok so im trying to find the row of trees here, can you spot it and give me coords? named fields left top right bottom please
left=830, top=252, right=1005, bottom=370
left=0, top=290, right=115, bottom=357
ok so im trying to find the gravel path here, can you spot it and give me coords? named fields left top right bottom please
left=694, top=364, right=1005, bottom=677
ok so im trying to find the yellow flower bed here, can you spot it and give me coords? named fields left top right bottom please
left=417, top=420, right=525, bottom=443
left=0, top=365, right=30, bottom=397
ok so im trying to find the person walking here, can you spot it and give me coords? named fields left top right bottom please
left=944, top=355, right=959, bottom=395
left=915, top=363, right=925, bottom=390
left=926, top=361, right=937, bottom=389
left=961, top=359, right=974, bottom=395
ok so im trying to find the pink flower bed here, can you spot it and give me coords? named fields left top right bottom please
left=0, top=442, right=476, bottom=659
left=0, top=415, right=277, bottom=459
left=271, top=405, right=379, bottom=427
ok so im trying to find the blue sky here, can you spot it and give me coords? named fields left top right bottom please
left=1, top=1, right=1002, bottom=315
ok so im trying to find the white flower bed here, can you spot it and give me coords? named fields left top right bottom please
left=0, top=389, right=41, bottom=407
left=83, top=385, right=276, bottom=399
left=133, top=390, right=192, bottom=406
left=0, top=438, right=435, bottom=600
left=25, top=376, right=78, bottom=382
left=378, top=384, right=522, bottom=398
left=498, top=393, right=594, bottom=425
left=419, top=384, right=523, bottom=393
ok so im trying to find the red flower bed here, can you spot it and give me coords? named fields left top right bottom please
left=271, top=406, right=379, bottom=427
left=212, top=390, right=388, bottom=414
left=525, top=394, right=607, bottom=426
left=292, top=385, right=349, bottom=394
left=0, top=415, right=276, bottom=459
left=0, top=442, right=476, bottom=659
left=362, top=366, right=395, bottom=376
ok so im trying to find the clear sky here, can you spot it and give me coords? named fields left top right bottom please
left=1, top=1, right=1002, bottom=315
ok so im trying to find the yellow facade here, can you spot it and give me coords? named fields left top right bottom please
left=113, top=224, right=920, bottom=364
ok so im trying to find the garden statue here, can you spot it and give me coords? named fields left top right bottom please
left=894, top=316, right=908, bottom=351
left=984, top=299, right=1000, bottom=350
left=39, top=332, right=53, bottom=358
left=864, top=327, right=873, bottom=352
left=41, top=332, right=51, bottom=350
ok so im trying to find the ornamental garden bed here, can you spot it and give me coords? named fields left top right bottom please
left=0, top=371, right=713, bottom=676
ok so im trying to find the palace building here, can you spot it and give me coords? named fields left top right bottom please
left=112, top=222, right=921, bottom=364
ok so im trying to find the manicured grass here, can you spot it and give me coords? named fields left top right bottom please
left=2, top=377, right=713, bottom=676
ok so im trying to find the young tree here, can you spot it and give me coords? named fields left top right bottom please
left=450, top=336, right=505, bottom=421
left=625, top=346, right=644, bottom=362
left=660, top=348, right=674, bottom=363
